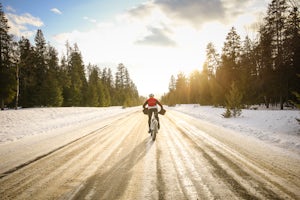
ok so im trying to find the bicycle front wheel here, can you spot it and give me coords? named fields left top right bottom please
left=151, top=130, right=156, bottom=141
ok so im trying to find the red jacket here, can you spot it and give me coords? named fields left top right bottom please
left=143, top=97, right=163, bottom=108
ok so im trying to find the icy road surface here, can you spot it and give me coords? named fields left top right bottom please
left=0, top=110, right=299, bottom=199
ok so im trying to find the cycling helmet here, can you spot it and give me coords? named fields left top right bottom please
left=149, top=93, right=154, bottom=97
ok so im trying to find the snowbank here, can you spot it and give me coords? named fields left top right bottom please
left=0, top=107, right=138, bottom=144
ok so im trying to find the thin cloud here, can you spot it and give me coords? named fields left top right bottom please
left=128, top=0, right=257, bottom=28
left=222, top=0, right=253, bottom=17
left=6, top=12, right=44, bottom=37
left=50, top=8, right=62, bottom=15
left=156, top=0, right=225, bottom=26
left=136, top=25, right=177, bottom=47
left=127, top=2, right=155, bottom=19
left=7, top=13, right=44, bottom=27
left=5, top=6, right=16, bottom=13
left=83, top=16, right=97, bottom=23
left=128, top=0, right=225, bottom=28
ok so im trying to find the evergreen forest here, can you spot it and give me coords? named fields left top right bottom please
left=161, top=0, right=300, bottom=110
left=0, top=4, right=141, bottom=109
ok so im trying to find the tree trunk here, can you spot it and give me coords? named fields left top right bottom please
left=264, top=96, right=269, bottom=108
left=280, top=95, right=284, bottom=110
left=15, top=64, right=19, bottom=110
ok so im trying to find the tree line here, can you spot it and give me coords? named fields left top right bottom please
left=0, top=4, right=141, bottom=109
left=161, top=0, right=300, bottom=110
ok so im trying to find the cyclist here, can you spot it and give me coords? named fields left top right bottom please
left=143, top=93, right=163, bottom=133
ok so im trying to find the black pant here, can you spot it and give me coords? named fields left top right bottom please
left=148, top=108, right=159, bottom=129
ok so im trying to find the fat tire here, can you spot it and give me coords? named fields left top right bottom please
left=151, top=130, right=156, bottom=141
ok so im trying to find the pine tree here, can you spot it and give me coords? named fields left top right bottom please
left=189, top=67, right=211, bottom=105
left=199, top=64, right=212, bottom=105
left=100, top=67, right=112, bottom=106
left=205, top=42, right=220, bottom=78
left=44, top=45, right=63, bottom=106
left=33, top=29, right=48, bottom=106
left=100, top=84, right=111, bottom=107
left=0, top=4, right=15, bottom=109
left=86, top=66, right=101, bottom=107
left=263, top=0, right=290, bottom=109
left=59, top=55, right=72, bottom=106
left=114, top=63, right=139, bottom=107
left=169, top=75, right=176, bottom=92
left=18, top=37, right=35, bottom=107
left=204, top=42, right=222, bottom=106
left=189, top=70, right=202, bottom=104
left=217, top=27, right=242, bottom=104
left=161, top=75, right=177, bottom=106
left=258, top=23, right=275, bottom=108
left=223, top=82, right=243, bottom=118
left=209, top=76, right=223, bottom=106
left=175, top=72, right=189, bottom=104
left=65, top=44, right=87, bottom=106
left=284, top=6, right=300, bottom=105
left=114, top=63, right=126, bottom=105
left=240, top=36, right=259, bottom=104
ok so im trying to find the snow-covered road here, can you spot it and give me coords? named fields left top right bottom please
left=0, top=109, right=299, bottom=199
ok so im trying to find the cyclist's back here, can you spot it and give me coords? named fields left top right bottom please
left=143, top=94, right=163, bottom=133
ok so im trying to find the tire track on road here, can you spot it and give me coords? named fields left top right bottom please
left=0, top=112, right=140, bottom=199
left=0, top=112, right=138, bottom=180
left=167, top=112, right=296, bottom=199
left=71, top=113, right=151, bottom=200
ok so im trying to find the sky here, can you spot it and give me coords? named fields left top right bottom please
left=2, top=0, right=271, bottom=97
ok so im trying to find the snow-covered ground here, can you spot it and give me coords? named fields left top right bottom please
left=0, top=105, right=299, bottom=153
left=0, top=106, right=140, bottom=174
left=0, top=106, right=138, bottom=144
left=169, top=104, right=300, bottom=152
